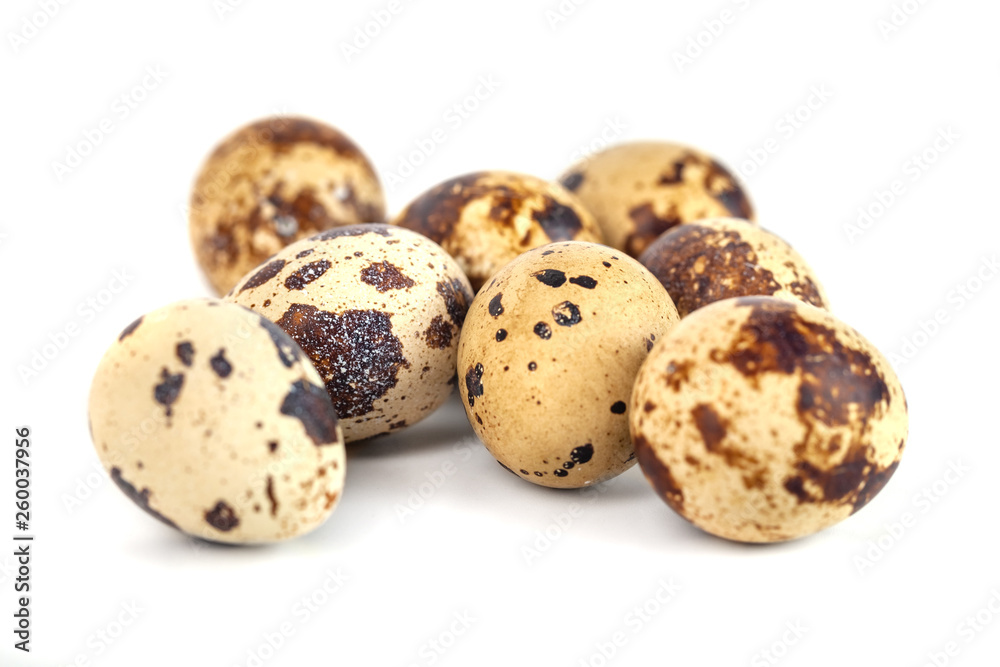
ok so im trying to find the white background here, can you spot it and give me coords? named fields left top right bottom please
left=2, top=0, right=999, bottom=665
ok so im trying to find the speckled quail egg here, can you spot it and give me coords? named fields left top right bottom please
left=189, top=116, right=386, bottom=295
left=631, top=296, right=908, bottom=543
left=458, top=242, right=680, bottom=489
left=639, top=218, right=829, bottom=317
left=559, top=142, right=755, bottom=258
left=88, top=299, right=345, bottom=544
left=392, top=171, right=605, bottom=292
left=227, top=224, right=473, bottom=443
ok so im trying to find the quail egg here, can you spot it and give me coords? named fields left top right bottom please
left=228, top=224, right=473, bottom=443
left=458, top=242, right=679, bottom=488
left=639, top=217, right=829, bottom=317
left=631, top=296, right=908, bottom=543
left=559, top=142, right=754, bottom=258
left=393, top=171, right=604, bottom=291
left=189, top=116, right=386, bottom=294
left=88, top=299, right=345, bottom=543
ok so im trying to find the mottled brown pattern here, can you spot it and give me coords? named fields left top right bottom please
left=276, top=304, right=409, bottom=419
left=110, top=467, right=179, bottom=529
left=215, top=117, right=364, bottom=162
left=664, top=360, right=694, bottom=391
left=153, top=368, right=184, bottom=418
left=265, top=476, right=279, bottom=516
left=205, top=500, right=240, bottom=531
left=360, top=261, right=416, bottom=292
left=465, top=363, right=484, bottom=407
left=189, top=117, right=386, bottom=295
left=692, top=403, right=759, bottom=469
left=487, top=185, right=524, bottom=227
left=265, top=186, right=337, bottom=237
left=561, top=172, right=584, bottom=191
left=239, top=259, right=286, bottom=293
left=626, top=203, right=682, bottom=257
left=423, top=315, right=454, bottom=349
left=708, top=160, right=754, bottom=219
left=437, top=278, right=472, bottom=327
left=394, top=172, right=600, bottom=291
left=640, top=225, right=782, bottom=316
left=393, top=173, right=487, bottom=242
left=788, top=276, right=826, bottom=308
left=279, top=379, right=341, bottom=445
left=284, top=259, right=332, bottom=291
left=559, top=142, right=755, bottom=260
left=316, top=223, right=392, bottom=241
left=715, top=298, right=896, bottom=510
left=118, top=316, right=143, bottom=341
left=634, top=434, right=685, bottom=513
left=532, top=196, right=583, bottom=241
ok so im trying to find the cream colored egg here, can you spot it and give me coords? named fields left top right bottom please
left=227, top=224, right=473, bottom=442
left=393, top=171, right=604, bottom=291
left=88, top=299, right=346, bottom=544
left=639, top=218, right=829, bottom=317
left=458, top=242, right=680, bottom=489
left=189, top=116, right=386, bottom=295
left=631, top=296, right=908, bottom=543
left=559, top=142, right=754, bottom=258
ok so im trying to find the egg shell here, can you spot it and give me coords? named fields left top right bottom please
left=639, top=217, right=829, bottom=317
left=189, top=116, right=386, bottom=295
left=559, top=142, right=755, bottom=258
left=392, top=171, right=604, bottom=291
left=227, top=224, right=473, bottom=442
left=458, top=242, right=680, bottom=489
left=88, top=299, right=346, bottom=544
left=630, top=296, right=908, bottom=543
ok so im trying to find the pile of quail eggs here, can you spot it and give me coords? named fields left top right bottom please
left=88, top=116, right=908, bottom=545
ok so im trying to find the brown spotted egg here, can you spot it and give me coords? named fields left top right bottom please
left=458, top=242, right=680, bottom=489
left=227, top=224, right=473, bottom=442
left=88, top=299, right=345, bottom=544
left=189, top=116, right=386, bottom=295
left=559, top=142, right=755, bottom=258
left=639, top=218, right=829, bottom=317
left=392, top=171, right=604, bottom=292
left=631, top=296, right=908, bottom=543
